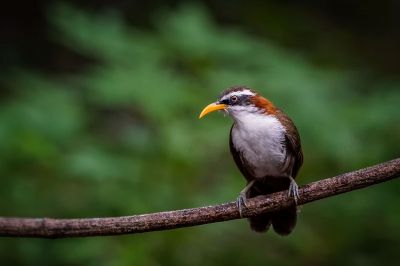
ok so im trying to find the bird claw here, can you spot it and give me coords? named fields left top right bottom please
left=288, top=177, right=299, bottom=204
left=236, top=192, right=249, bottom=218
left=236, top=180, right=255, bottom=217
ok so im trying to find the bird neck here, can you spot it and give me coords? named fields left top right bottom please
left=231, top=110, right=284, bottom=135
left=251, top=96, right=277, bottom=115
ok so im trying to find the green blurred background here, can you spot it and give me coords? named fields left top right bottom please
left=0, top=1, right=399, bottom=265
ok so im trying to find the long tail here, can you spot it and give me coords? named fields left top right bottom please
left=247, top=178, right=297, bottom=235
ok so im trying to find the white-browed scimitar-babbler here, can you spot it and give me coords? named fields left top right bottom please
left=199, top=86, right=303, bottom=235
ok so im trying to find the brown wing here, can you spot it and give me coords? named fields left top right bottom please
left=275, top=109, right=303, bottom=178
left=229, top=125, right=255, bottom=182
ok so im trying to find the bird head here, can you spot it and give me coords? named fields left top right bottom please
left=199, top=86, right=277, bottom=120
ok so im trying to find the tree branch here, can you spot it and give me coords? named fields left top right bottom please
left=0, top=158, right=399, bottom=238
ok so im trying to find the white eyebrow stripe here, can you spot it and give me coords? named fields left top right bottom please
left=220, top=89, right=255, bottom=101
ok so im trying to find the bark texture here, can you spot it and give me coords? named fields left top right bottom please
left=0, top=158, right=399, bottom=238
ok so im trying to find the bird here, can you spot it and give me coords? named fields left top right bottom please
left=199, top=86, right=303, bottom=235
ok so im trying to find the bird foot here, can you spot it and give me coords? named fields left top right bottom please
left=236, top=180, right=255, bottom=217
left=288, top=176, right=299, bottom=204
left=236, top=192, right=250, bottom=218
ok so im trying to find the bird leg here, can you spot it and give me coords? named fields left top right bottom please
left=236, top=180, right=255, bottom=217
left=288, top=176, right=299, bottom=203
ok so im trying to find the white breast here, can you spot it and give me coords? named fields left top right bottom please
left=231, top=112, right=286, bottom=178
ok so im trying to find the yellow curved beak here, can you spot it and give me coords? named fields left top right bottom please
left=199, top=103, right=227, bottom=119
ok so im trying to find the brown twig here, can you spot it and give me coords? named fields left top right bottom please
left=0, top=158, right=399, bottom=238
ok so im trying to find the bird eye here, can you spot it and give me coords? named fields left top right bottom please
left=230, top=95, right=238, bottom=103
